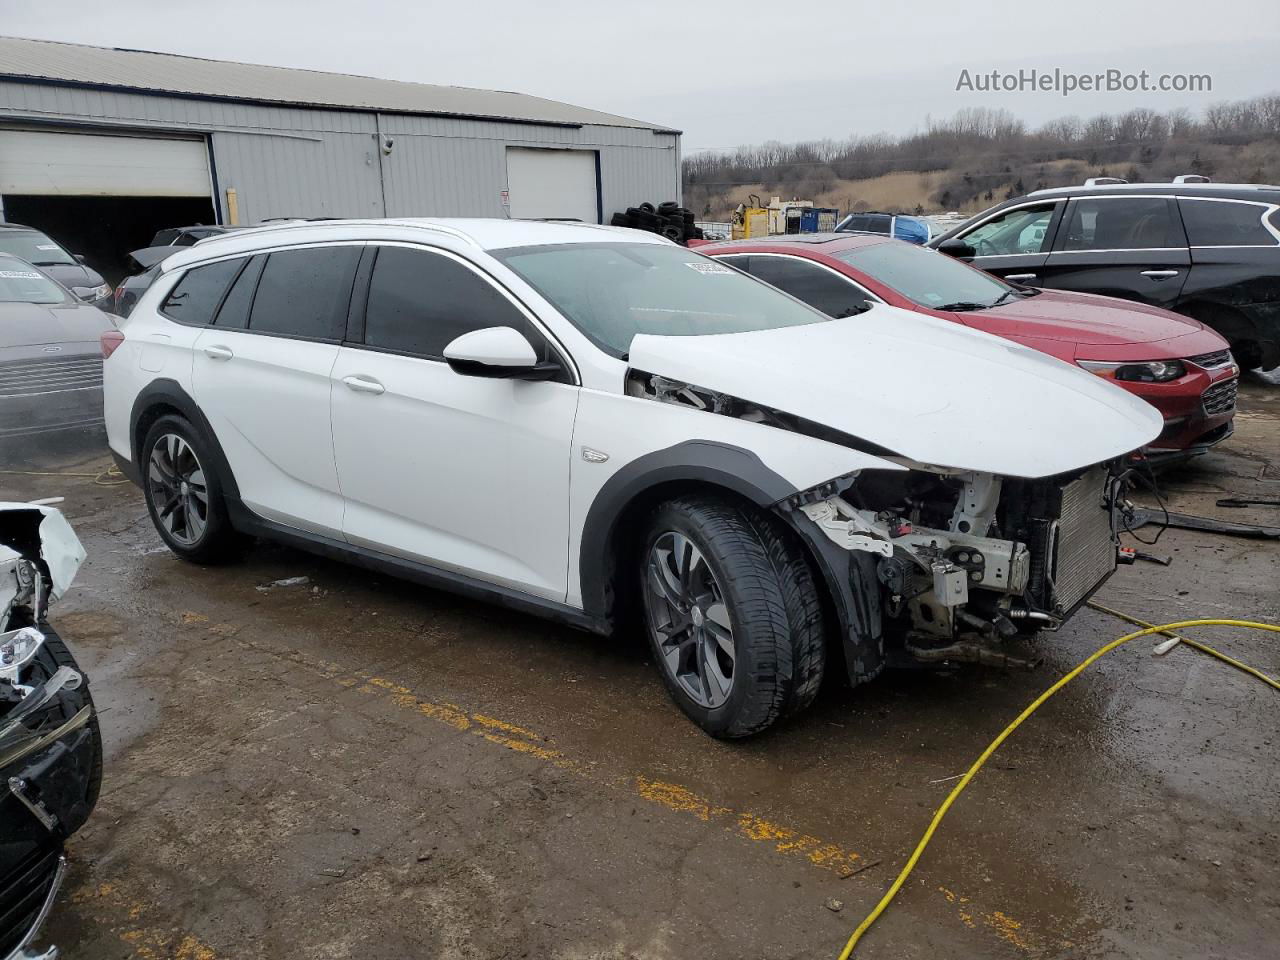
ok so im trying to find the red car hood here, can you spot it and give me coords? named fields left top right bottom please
left=963, top=289, right=1207, bottom=348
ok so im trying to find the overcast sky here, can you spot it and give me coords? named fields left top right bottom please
left=3, top=0, right=1278, bottom=153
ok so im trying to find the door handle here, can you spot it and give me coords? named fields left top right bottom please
left=202, top=345, right=234, bottom=360
left=1140, top=270, right=1180, bottom=280
left=342, top=375, right=385, bottom=395
left=1004, top=273, right=1038, bottom=282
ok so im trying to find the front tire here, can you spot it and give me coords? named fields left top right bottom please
left=141, top=414, right=243, bottom=563
left=640, top=496, right=825, bottom=738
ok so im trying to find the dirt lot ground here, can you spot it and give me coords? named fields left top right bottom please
left=4, top=375, right=1278, bottom=960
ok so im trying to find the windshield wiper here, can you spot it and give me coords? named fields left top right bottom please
left=935, top=301, right=987, bottom=312
left=989, top=288, right=1020, bottom=307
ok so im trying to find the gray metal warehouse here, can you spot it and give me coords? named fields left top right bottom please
left=0, top=35, right=681, bottom=279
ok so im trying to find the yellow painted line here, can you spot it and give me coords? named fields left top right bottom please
left=69, top=879, right=218, bottom=959
left=221, top=629, right=1039, bottom=951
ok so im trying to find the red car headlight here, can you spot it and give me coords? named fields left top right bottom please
left=1078, top=359, right=1187, bottom=383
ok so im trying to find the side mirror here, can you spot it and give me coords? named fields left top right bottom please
left=443, top=326, right=562, bottom=381
left=74, top=253, right=88, bottom=264
left=936, top=238, right=977, bottom=261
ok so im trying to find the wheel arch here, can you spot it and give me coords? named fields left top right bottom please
left=1178, top=299, right=1278, bottom=368
left=129, top=379, right=242, bottom=503
left=578, top=441, right=833, bottom=631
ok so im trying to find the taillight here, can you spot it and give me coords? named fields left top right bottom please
left=101, top=329, right=125, bottom=359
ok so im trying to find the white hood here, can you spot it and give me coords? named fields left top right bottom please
left=628, top=304, right=1163, bottom=479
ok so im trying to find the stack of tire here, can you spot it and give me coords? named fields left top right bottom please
left=610, top=202, right=704, bottom=244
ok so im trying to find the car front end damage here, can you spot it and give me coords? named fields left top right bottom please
left=782, top=463, right=1127, bottom=674
left=1, top=503, right=97, bottom=960
left=625, top=352, right=1154, bottom=681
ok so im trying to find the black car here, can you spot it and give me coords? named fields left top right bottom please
left=149, top=224, right=236, bottom=247
left=930, top=178, right=1280, bottom=370
left=1, top=504, right=100, bottom=960
left=109, top=247, right=175, bottom=318
left=0, top=224, right=112, bottom=310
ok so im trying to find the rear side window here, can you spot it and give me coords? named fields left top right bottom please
left=839, top=214, right=891, bottom=235
left=1180, top=199, right=1277, bottom=246
left=1059, top=198, right=1183, bottom=251
left=248, top=246, right=360, bottom=340
left=212, top=255, right=264, bottom=328
left=736, top=256, right=870, bottom=318
left=363, top=246, right=534, bottom=358
left=160, top=258, right=244, bottom=325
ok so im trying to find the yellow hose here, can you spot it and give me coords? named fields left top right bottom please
left=835, top=616, right=1280, bottom=959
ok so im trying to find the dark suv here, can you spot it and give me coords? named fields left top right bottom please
left=930, top=179, right=1280, bottom=370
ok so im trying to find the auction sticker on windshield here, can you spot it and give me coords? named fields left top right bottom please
left=685, top=261, right=734, bottom=275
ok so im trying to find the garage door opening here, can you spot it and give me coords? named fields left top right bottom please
left=1, top=194, right=217, bottom=285
left=0, top=127, right=217, bottom=284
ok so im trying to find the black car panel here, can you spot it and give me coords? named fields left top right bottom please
left=1038, top=196, right=1190, bottom=308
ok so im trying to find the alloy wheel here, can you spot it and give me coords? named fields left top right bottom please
left=644, top=531, right=735, bottom=708
left=147, top=433, right=209, bottom=546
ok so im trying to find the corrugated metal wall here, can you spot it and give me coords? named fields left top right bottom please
left=0, top=80, right=680, bottom=224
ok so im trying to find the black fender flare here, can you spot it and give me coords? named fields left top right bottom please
left=126, top=379, right=242, bottom=506
left=577, top=439, right=886, bottom=685
left=577, top=440, right=796, bottom=623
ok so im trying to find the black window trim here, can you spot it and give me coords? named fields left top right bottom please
left=713, top=251, right=885, bottom=304
left=1050, top=195, right=1188, bottom=254
left=211, top=253, right=266, bottom=329
left=157, top=253, right=252, bottom=328
left=342, top=240, right=580, bottom=385
left=1177, top=196, right=1280, bottom=248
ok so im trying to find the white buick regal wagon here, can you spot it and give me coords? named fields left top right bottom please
left=103, top=219, right=1161, bottom=737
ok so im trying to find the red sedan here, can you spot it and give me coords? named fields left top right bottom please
left=699, top=233, right=1238, bottom=460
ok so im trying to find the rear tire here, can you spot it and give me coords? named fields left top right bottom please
left=141, top=414, right=244, bottom=563
left=640, top=496, right=825, bottom=738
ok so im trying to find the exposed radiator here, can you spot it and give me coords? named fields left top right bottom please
left=1047, top=466, right=1116, bottom=615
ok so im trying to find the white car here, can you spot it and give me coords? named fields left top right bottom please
left=102, top=219, right=1161, bottom=737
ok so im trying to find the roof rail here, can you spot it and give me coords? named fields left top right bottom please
left=1083, top=177, right=1129, bottom=186
left=1172, top=174, right=1212, bottom=184
left=190, top=218, right=482, bottom=249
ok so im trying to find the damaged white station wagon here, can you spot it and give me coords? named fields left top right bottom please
left=103, top=220, right=1161, bottom=737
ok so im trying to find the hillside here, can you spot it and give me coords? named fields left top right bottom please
left=684, top=98, right=1280, bottom=220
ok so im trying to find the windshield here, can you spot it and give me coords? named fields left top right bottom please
left=0, top=263, right=68, bottom=304
left=835, top=241, right=1014, bottom=310
left=0, top=230, right=76, bottom=267
left=492, top=243, right=828, bottom=357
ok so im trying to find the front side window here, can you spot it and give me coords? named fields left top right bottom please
left=492, top=243, right=827, bottom=357
left=1180, top=199, right=1277, bottom=246
left=1058, top=197, right=1183, bottom=251
left=835, top=241, right=1013, bottom=310
left=160, top=258, right=244, bottom=325
left=248, top=246, right=360, bottom=340
left=363, top=246, right=535, bottom=358
left=731, top=255, right=870, bottom=319
left=962, top=204, right=1056, bottom=256
left=0, top=230, right=77, bottom=267
left=0, top=262, right=67, bottom=304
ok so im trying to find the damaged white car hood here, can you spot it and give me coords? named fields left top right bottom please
left=628, top=304, right=1163, bottom=479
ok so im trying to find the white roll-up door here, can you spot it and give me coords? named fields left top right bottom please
left=505, top=148, right=599, bottom=223
left=0, top=129, right=211, bottom=197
